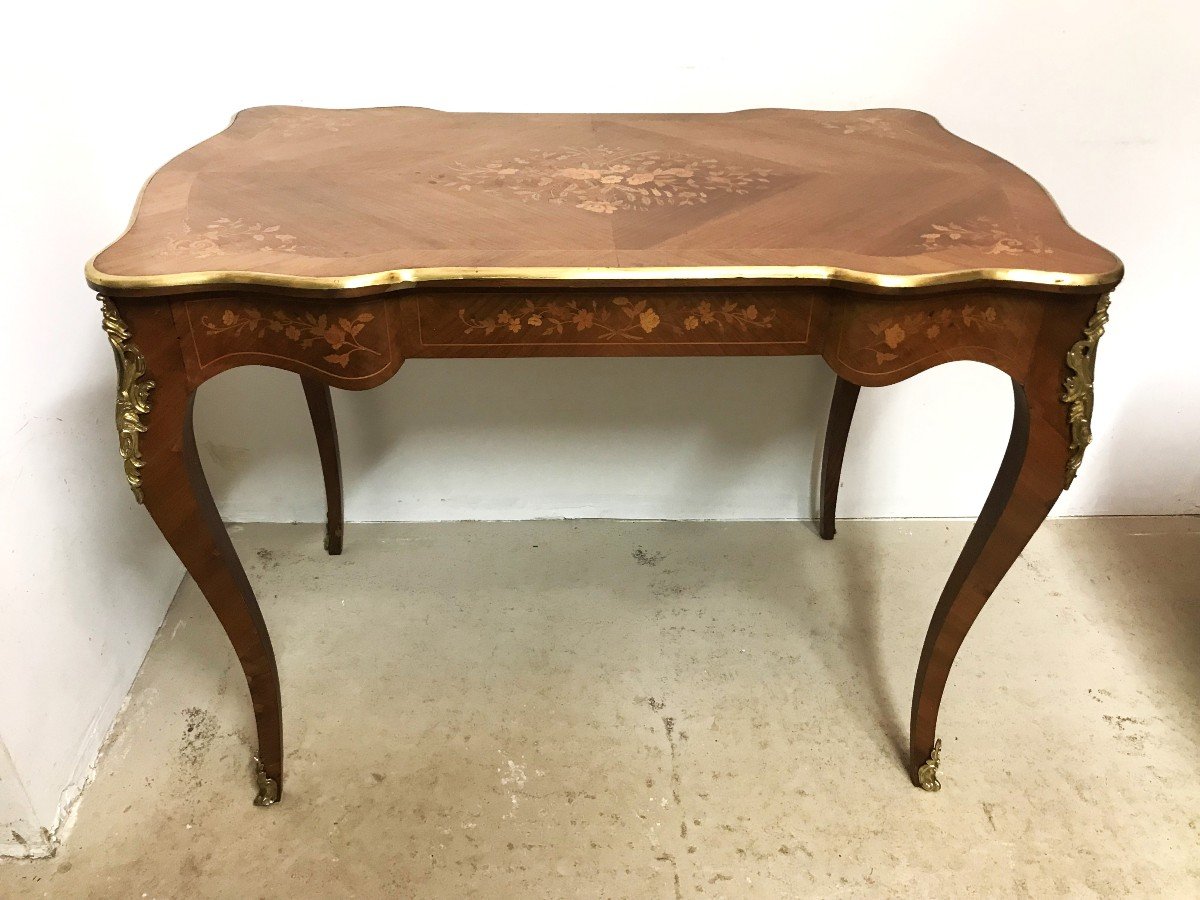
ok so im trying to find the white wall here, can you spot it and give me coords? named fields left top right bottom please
left=3, top=0, right=1198, bottom=857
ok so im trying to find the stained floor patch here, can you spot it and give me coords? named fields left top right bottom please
left=632, top=546, right=666, bottom=566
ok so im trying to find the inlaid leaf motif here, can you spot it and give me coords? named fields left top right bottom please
left=859, top=305, right=1002, bottom=366
left=164, top=218, right=298, bottom=259
left=821, top=116, right=903, bottom=136
left=273, top=110, right=357, bottom=138
left=200, top=309, right=379, bottom=368
left=920, top=217, right=1053, bottom=256
left=458, top=297, right=775, bottom=341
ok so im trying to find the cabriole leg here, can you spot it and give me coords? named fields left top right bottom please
left=819, top=375, right=861, bottom=540
left=909, top=379, right=1067, bottom=790
left=301, top=377, right=344, bottom=555
left=101, top=297, right=284, bottom=806
left=908, top=294, right=1108, bottom=790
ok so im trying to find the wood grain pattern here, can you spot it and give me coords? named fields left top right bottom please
left=87, top=106, right=1121, bottom=296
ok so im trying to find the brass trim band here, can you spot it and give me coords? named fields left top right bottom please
left=86, top=258, right=1123, bottom=297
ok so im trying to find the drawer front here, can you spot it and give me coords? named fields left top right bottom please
left=177, top=295, right=398, bottom=386
left=826, top=292, right=1041, bottom=384
left=405, top=288, right=819, bottom=357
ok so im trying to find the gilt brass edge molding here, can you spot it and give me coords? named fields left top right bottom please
left=916, top=738, right=942, bottom=792
left=98, top=296, right=156, bottom=503
left=1061, top=294, right=1111, bottom=489
left=85, top=257, right=1124, bottom=297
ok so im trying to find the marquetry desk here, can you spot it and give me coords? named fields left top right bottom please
left=87, top=106, right=1121, bottom=805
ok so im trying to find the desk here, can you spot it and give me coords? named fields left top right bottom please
left=87, top=106, right=1121, bottom=804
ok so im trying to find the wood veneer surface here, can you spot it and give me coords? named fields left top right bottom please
left=90, top=107, right=1120, bottom=297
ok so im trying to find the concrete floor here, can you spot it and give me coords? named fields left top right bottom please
left=3, top=517, right=1199, bottom=897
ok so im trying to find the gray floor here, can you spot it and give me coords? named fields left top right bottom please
left=4, top=518, right=1199, bottom=897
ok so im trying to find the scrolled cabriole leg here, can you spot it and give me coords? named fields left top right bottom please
left=103, top=297, right=285, bottom=806
left=908, top=293, right=1108, bottom=791
left=907, top=378, right=1061, bottom=791
left=818, top=375, right=861, bottom=540
left=300, top=376, right=344, bottom=555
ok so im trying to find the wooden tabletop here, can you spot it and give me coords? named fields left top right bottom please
left=88, top=106, right=1121, bottom=297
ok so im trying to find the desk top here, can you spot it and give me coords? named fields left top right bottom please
left=88, top=106, right=1121, bottom=297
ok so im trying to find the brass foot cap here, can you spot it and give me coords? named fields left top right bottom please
left=916, top=738, right=942, bottom=793
left=253, top=758, right=280, bottom=807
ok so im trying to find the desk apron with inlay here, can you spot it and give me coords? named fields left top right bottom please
left=87, top=106, right=1122, bottom=805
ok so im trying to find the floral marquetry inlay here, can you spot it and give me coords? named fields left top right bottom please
left=458, top=296, right=776, bottom=341
left=920, top=217, right=1053, bottom=256
left=164, top=219, right=298, bottom=259
left=440, top=146, right=775, bottom=214
left=822, top=116, right=905, bottom=137
left=858, top=304, right=1004, bottom=366
left=273, top=110, right=358, bottom=138
left=92, top=108, right=1123, bottom=297
left=201, top=308, right=379, bottom=368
